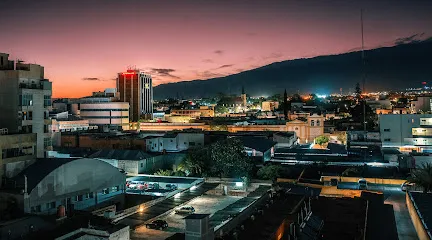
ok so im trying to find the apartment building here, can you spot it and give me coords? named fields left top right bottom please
left=0, top=53, right=53, bottom=157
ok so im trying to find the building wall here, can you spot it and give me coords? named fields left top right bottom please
left=227, top=125, right=287, bottom=133
left=0, top=64, right=52, bottom=158
left=146, top=133, right=204, bottom=152
left=98, top=158, right=140, bottom=174
left=411, top=97, right=432, bottom=113
left=98, top=154, right=185, bottom=174
left=171, top=109, right=215, bottom=118
left=79, top=102, right=129, bottom=130
left=380, top=114, right=432, bottom=148
left=273, top=133, right=297, bottom=148
left=176, top=133, right=204, bottom=151
left=286, top=121, right=308, bottom=143
left=261, top=101, right=279, bottom=111
left=61, top=134, right=146, bottom=150
left=0, top=133, right=37, bottom=186
left=140, top=123, right=210, bottom=131
left=26, top=158, right=126, bottom=215
left=117, top=70, right=152, bottom=121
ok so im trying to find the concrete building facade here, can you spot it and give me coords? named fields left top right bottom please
left=380, top=114, right=432, bottom=152
left=0, top=133, right=37, bottom=186
left=1, top=158, right=126, bottom=215
left=0, top=53, right=53, bottom=158
left=261, top=101, right=279, bottom=111
left=286, top=114, right=325, bottom=143
left=79, top=102, right=129, bottom=130
left=117, top=69, right=153, bottom=121
left=146, top=132, right=204, bottom=152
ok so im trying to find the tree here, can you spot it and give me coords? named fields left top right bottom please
left=210, top=138, right=253, bottom=178
left=283, top=89, right=288, bottom=119
left=154, top=169, right=173, bottom=176
left=355, top=82, right=362, bottom=98
left=257, top=165, right=283, bottom=181
left=408, top=163, right=432, bottom=193
left=215, top=105, right=229, bottom=115
left=337, top=132, right=347, bottom=145
left=181, top=146, right=211, bottom=176
left=315, top=135, right=329, bottom=146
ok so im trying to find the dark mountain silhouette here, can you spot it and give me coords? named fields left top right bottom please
left=154, top=39, right=432, bottom=99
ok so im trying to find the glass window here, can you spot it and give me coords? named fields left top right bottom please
left=102, top=188, right=109, bottom=194
left=19, top=94, right=33, bottom=106
left=44, top=95, right=51, bottom=107
left=44, top=138, right=52, bottom=148
left=311, top=120, right=315, bottom=126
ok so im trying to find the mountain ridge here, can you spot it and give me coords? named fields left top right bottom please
left=154, top=39, right=432, bottom=99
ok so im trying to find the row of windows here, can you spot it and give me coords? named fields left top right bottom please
left=83, top=116, right=128, bottom=119
left=310, top=120, right=321, bottom=126
left=1, top=146, right=34, bottom=159
left=80, top=109, right=129, bottom=112
left=30, top=186, right=121, bottom=212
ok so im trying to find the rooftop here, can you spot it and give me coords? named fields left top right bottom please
left=9, top=158, right=76, bottom=193
left=234, top=136, right=277, bottom=152
left=89, top=149, right=154, bottom=160
left=409, top=192, right=432, bottom=238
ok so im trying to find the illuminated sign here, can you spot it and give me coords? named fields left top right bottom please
left=121, top=72, right=136, bottom=76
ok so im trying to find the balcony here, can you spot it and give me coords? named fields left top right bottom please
left=19, top=80, right=52, bottom=90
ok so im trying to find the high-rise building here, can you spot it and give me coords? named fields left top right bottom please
left=117, top=69, right=153, bottom=122
left=0, top=53, right=53, bottom=158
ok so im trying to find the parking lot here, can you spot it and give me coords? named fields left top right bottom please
left=132, top=195, right=242, bottom=240
left=126, top=175, right=200, bottom=196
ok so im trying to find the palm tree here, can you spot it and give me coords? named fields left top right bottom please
left=408, top=163, right=432, bottom=193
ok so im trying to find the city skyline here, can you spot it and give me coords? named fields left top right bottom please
left=1, top=0, right=432, bottom=98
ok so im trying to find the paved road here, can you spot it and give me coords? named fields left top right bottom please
left=120, top=182, right=219, bottom=228
left=338, top=182, right=418, bottom=240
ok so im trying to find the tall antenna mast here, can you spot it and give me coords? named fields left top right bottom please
left=361, top=9, right=366, bottom=131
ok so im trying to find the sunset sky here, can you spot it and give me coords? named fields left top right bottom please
left=1, top=0, right=431, bottom=98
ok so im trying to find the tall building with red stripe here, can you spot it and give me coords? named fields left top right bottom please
left=117, top=69, right=153, bottom=121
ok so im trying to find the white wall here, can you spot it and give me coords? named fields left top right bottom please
left=380, top=114, right=432, bottom=147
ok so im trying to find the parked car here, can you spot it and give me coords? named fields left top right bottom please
left=148, top=183, right=160, bottom=189
left=400, top=181, right=424, bottom=192
left=175, top=206, right=195, bottom=214
left=401, top=182, right=415, bottom=191
left=358, top=179, right=368, bottom=190
left=166, top=184, right=178, bottom=191
left=146, top=220, right=168, bottom=230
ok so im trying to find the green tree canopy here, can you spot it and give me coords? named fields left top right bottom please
left=210, top=138, right=253, bottom=178
left=180, top=138, right=253, bottom=178
left=257, top=165, right=283, bottom=181
left=315, top=135, right=330, bottom=145
left=409, top=163, right=432, bottom=193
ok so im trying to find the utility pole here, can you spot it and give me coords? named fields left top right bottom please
left=361, top=9, right=366, bottom=131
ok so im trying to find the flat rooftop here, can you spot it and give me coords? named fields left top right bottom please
left=409, top=192, right=432, bottom=238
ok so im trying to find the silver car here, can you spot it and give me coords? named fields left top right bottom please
left=175, top=206, right=195, bottom=214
